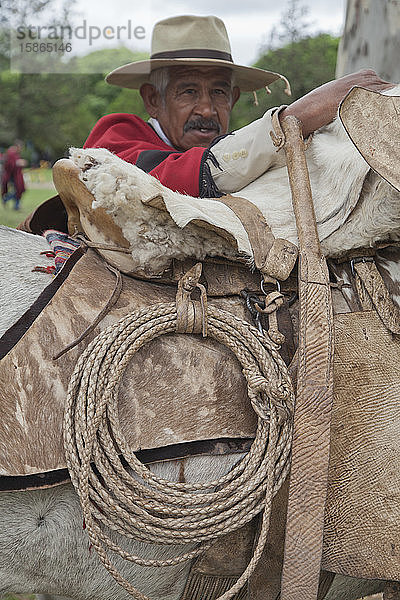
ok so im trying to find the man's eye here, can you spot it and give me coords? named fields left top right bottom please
left=183, top=89, right=196, bottom=95
left=214, top=88, right=227, bottom=95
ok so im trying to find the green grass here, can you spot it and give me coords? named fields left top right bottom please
left=0, top=182, right=56, bottom=228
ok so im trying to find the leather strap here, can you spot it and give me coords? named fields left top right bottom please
left=278, top=116, right=335, bottom=600
left=150, top=48, right=233, bottom=62
left=175, top=263, right=208, bottom=336
left=0, top=437, right=253, bottom=492
left=215, top=194, right=298, bottom=281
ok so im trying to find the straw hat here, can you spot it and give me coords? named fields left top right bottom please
left=106, top=15, right=285, bottom=92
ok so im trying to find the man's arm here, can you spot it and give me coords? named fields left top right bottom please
left=208, top=108, right=287, bottom=193
left=281, top=69, right=394, bottom=138
left=209, top=70, right=395, bottom=194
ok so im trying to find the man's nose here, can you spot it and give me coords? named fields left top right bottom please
left=194, top=92, right=217, bottom=117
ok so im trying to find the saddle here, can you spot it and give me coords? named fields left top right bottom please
left=53, top=156, right=298, bottom=281
left=2, top=240, right=400, bottom=584
left=3, top=95, right=400, bottom=595
left=0, top=248, right=261, bottom=478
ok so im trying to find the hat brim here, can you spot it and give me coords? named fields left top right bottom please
left=105, top=58, right=283, bottom=92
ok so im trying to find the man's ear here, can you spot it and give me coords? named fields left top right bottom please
left=231, top=86, right=241, bottom=108
left=140, top=83, right=161, bottom=118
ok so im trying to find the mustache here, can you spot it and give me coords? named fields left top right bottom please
left=183, top=117, right=221, bottom=134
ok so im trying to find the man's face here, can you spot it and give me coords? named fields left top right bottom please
left=141, top=66, right=240, bottom=151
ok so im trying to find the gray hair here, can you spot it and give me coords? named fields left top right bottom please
left=149, top=67, right=171, bottom=101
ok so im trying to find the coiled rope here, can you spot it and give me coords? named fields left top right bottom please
left=64, top=299, right=294, bottom=600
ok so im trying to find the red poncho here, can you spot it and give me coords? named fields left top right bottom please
left=1, top=149, right=26, bottom=198
left=84, top=113, right=214, bottom=197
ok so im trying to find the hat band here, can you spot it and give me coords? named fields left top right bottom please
left=150, top=48, right=233, bottom=62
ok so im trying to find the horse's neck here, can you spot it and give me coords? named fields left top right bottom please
left=0, top=227, right=52, bottom=337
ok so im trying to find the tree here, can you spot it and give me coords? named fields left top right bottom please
left=229, top=0, right=338, bottom=130
left=336, top=0, right=400, bottom=81
left=71, top=46, right=147, bottom=74
left=0, top=0, right=79, bottom=158
left=0, top=44, right=148, bottom=161
left=0, top=0, right=77, bottom=61
left=230, top=34, right=339, bottom=131
left=268, top=0, right=312, bottom=48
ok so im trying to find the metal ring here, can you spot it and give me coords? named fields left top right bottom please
left=261, top=278, right=280, bottom=295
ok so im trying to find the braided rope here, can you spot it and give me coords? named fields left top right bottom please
left=64, top=302, right=294, bottom=600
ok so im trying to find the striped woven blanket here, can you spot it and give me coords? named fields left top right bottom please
left=34, top=230, right=81, bottom=275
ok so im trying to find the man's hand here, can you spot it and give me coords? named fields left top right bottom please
left=280, top=69, right=395, bottom=138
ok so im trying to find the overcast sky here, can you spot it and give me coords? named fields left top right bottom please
left=67, top=0, right=346, bottom=65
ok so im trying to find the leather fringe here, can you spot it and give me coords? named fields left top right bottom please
left=199, top=150, right=223, bottom=198
left=180, top=572, right=247, bottom=600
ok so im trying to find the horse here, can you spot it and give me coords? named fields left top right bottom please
left=1, top=85, right=400, bottom=600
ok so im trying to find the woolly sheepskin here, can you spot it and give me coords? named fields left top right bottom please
left=70, top=148, right=250, bottom=276
left=69, top=85, right=400, bottom=274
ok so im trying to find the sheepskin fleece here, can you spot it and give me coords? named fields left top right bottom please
left=70, top=148, right=250, bottom=275
left=70, top=85, right=400, bottom=270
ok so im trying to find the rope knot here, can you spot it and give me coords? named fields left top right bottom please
left=253, top=291, right=286, bottom=347
left=176, top=263, right=208, bottom=336
left=255, top=291, right=284, bottom=315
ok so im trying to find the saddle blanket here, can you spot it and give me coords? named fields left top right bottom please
left=33, top=230, right=81, bottom=275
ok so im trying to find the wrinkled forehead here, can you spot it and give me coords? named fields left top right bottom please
left=168, top=65, right=234, bottom=87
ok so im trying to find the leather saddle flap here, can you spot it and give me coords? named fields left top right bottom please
left=0, top=249, right=257, bottom=477
left=52, top=159, right=137, bottom=274
left=339, top=86, right=400, bottom=192
left=322, top=309, right=400, bottom=580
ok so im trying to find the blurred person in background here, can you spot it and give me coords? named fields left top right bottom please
left=2, top=140, right=27, bottom=211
